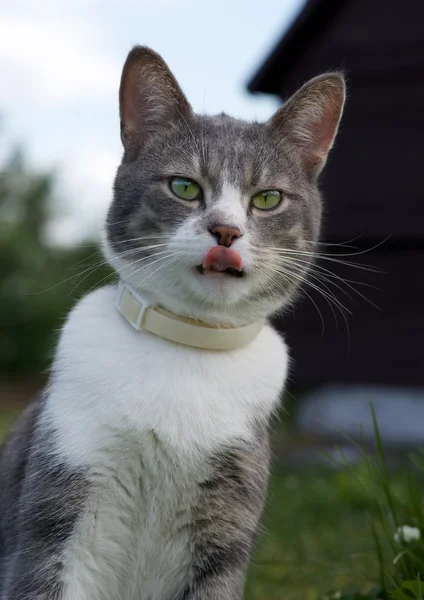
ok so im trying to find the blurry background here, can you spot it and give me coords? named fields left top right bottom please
left=1, top=1, right=424, bottom=598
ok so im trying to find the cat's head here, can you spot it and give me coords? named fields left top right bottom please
left=103, top=46, right=345, bottom=326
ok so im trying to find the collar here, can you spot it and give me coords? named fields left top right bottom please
left=116, top=281, right=264, bottom=351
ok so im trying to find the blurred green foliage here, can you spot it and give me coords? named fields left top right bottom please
left=0, top=149, right=113, bottom=376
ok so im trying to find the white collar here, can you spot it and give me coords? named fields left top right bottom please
left=115, top=281, right=264, bottom=351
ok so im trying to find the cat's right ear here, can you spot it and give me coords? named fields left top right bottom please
left=267, top=73, right=345, bottom=177
left=119, top=46, right=192, bottom=159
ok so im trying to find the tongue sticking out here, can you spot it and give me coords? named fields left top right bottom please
left=202, top=246, right=243, bottom=273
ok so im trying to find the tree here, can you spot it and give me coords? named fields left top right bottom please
left=0, top=150, right=112, bottom=376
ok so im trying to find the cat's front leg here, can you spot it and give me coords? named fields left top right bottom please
left=179, top=569, right=246, bottom=600
left=181, top=429, right=271, bottom=600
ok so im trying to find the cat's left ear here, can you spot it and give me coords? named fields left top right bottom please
left=119, top=46, right=193, bottom=159
left=267, top=73, right=345, bottom=177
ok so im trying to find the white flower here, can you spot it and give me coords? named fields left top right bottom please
left=394, top=525, right=421, bottom=544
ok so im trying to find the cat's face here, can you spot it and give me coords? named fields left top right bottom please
left=104, top=47, right=345, bottom=326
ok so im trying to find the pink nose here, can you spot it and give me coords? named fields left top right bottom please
left=210, top=225, right=241, bottom=248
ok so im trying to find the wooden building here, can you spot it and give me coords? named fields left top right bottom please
left=248, top=0, right=424, bottom=387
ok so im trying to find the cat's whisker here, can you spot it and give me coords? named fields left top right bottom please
left=270, top=251, right=381, bottom=273
left=277, top=258, right=355, bottom=305
left=131, top=253, right=185, bottom=288
left=112, top=236, right=204, bottom=249
left=108, top=243, right=170, bottom=254
left=65, top=242, right=103, bottom=249
left=95, top=250, right=177, bottom=289
left=266, top=268, right=328, bottom=336
left=175, top=105, right=202, bottom=157
left=65, top=246, right=172, bottom=297
left=47, top=245, right=132, bottom=287
left=119, top=249, right=176, bottom=271
left=76, top=249, right=177, bottom=297
left=285, top=267, right=352, bottom=318
left=27, top=255, right=111, bottom=296
left=109, top=236, right=170, bottom=245
left=103, top=217, right=172, bottom=234
left=288, top=267, right=353, bottom=334
left=199, top=114, right=208, bottom=167
left=68, top=250, right=105, bottom=270
left=265, top=242, right=386, bottom=262
left=264, top=245, right=381, bottom=314
left=172, top=144, right=201, bottom=166
left=303, top=259, right=378, bottom=288
left=67, top=260, right=116, bottom=297
left=307, top=264, right=379, bottom=308
left=302, top=235, right=365, bottom=248
left=276, top=265, right=351, bottom=317
left=256, top=130, right=295, bottom=174
left=125, top=250, right=181, bottom=279
left=273, top=254, right=380, bottom=309
left=83, top=251, right=179, bottom=297
left=261, top=261, right=352, bottom=343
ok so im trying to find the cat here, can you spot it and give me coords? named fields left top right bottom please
left=0, top=46, right=345, bottom=600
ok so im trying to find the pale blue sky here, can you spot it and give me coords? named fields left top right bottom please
left=0, top=0, right=304, bottom=242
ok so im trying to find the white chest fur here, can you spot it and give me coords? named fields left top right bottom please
left=43, top=285, right=288, bottom=599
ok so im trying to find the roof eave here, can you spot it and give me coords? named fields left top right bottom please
left=247, top=0, right=344, bottom=95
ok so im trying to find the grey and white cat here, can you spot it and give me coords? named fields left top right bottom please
left=0, top=47, right=344, bottom=600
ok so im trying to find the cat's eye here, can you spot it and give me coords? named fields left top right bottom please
left=251, top=190, right=282, bottom=211
left=170, top=177, right=201, bottom=201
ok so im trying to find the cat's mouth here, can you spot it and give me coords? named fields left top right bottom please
left=196, top=265, right=244, bottom=278
left=197, top=246, right=244, bottom=278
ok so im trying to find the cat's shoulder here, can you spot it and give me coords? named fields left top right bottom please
left=60, top=284, right=121, bottom=342
left=67, top=284, right=116, bottom=323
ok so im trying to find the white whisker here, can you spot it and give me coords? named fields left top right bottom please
left=274, top=254, right=380, bottom=310
left=260, top=261, right=352, bottom=345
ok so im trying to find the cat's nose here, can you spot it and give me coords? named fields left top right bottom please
left=209, top=225, right=242, bottom=248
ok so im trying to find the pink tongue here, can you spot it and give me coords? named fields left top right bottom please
left=203, top=246, right=243, bottom=272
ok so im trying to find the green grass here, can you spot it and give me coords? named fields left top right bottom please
left=245, top=465, right=387, bottom=600
left=245, top=405, right=424, bottom=600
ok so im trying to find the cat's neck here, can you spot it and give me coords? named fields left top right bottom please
left=116, top=281, right=264, bottom=350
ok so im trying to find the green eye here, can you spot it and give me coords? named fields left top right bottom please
left=170, top=177, right=201, bottom=201
left=251, top=190, right=282, bottom=211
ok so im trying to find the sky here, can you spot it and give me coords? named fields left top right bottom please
left=0, top=0, right=304, bottom=243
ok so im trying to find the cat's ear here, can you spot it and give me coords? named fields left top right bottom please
left=119, top=46, right=192, bottom=159
left=267, top=73, right=345, bottom=176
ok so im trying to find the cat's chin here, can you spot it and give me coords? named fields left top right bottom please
left=176, top=265, right=293, bottom=325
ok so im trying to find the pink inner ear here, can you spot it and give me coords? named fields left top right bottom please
left=120, top=64, right=145, bottom=150
left=270, top=74, right=345, bottom=175
left=123, top=68, right=142, bottom=127
left=307, top=102, right=341, bottom=167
